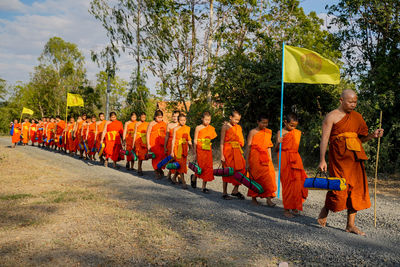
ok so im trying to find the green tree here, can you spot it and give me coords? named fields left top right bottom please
left=94, top=71, right=128, bottom=114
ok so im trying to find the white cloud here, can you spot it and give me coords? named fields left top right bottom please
left=0, top=0, right=27, bottom=12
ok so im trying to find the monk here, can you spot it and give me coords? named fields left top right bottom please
left=37, top=118, right=44, bottom=147
left=81, top=116, right=91, bottom=159
left=147, top=110, right=167, bottom=179
left=74, top=114, right=86, bottom=158
left=29, top=119, right=37, bottom=146
left=55, top=116, right=66, bottom=151
left=220, top=111, right=246, bottom=200
left=42, top=117, right=49, bottom=147
left=318, top=89, right=384, bottom=236
left=164, top=110, right=180, bottom=181
left=46, top=118, right=56, bottom=148
left=276, top=113, right=308, bottom=217
left=193, top=111, right=217, bottom=193
left=21, top=118, right=30, bottom=145
left=66, top=117, right=77, bottom=155
left=133, top=112, right=149, bottom=176
left=123, top=112, right=137, bottom=170
left=96, top=112, right=107, bottom=164
left=86, top=115, right=97, bottom=160
left=171, top=114, right=193, bottom=188
left=101, top=111, right=124, bottom=168
left=245, top=114, right=277, bottom=206
left=11, top=119, right=21, bottom=148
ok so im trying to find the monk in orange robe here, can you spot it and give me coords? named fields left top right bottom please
left=81, top=117, right=91, bottom=159
left=220, top=111, right=246, bottom=200
left=86, top=115, right=97, bottom=160
left=164, top=110, right=180, bottom=180
left=74, top=114, right=86, bottom=158
left=95, top=113, right=106, bottom=163
left=276, top=113, right=308, bottom=217
left=29, top=119, right=37, bottom=145
left=123, top=112, right=137, bottom=170
left=101, top=112, right=124, bottom=168
left=147, top=110, right=167, bottom=179
left=37, top=119, right=44, bottom=147
left=55, top=116, right=66, bottom=151
left=21, top=118, right=30, bottom=145
left=318, top=89, right=384, bottom=235
left=133, top=113, right=148, bottom=176
left=66, top=117, right=76, bottom=154
left=11, top=119, right=21, bottom=148
left=245, top=114, right=277, bottom=206
left=171, top=114, right=192, bottom=188
left=193, top=112, right=217, bottom=193
left=46, top=118, right=56, bottom=148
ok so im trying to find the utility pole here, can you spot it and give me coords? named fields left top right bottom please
left=106, top=70, right=111, bottom=120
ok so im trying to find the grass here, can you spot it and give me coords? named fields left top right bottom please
left=0, top=193, right=33, bottom=200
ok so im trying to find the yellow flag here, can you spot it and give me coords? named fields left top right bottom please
left=284, top=45, right=340, bottom=84
left=67, top=93, right=84, bottom=107
left=22, top=107, right=34, bottom=115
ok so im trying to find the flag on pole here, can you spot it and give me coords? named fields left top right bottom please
left=283, top=45, right=340, bottom=84
left=22, top=107, right=34, bottom=115
left=67, top=93, right=84, bottom=107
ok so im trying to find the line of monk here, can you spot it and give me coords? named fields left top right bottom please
left=9, top=89, right=384, bottom=235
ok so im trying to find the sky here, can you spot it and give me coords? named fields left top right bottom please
left=0, top=0, right=339, bottom=90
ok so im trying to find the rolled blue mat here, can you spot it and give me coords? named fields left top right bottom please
left=166, top=162, right=180, bottom=170
left=304, top=177, right=347, bottom=191
left=157, top=155, right=173, bottom=169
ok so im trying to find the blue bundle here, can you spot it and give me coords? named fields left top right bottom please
left=166, top=162, right=180, bottom=170
left=304, top=177, right=347, bottom=191
left=157, top=155, right=173, bottom=169
left=59, top=136, right=63, bottom=145
left=10, top=124, right=14, bottom=136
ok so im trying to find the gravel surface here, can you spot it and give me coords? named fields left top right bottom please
left=2, top=137, right=399, bottom=266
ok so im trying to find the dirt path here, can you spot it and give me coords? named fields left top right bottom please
left=0, top=137, right=399, bottom=266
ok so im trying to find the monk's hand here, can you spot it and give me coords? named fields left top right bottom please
left=277, top=136, right=283, bottom=144
left=221, top=155, right=225, bottom=163
left=318, top=160, right=327, bottom=172
left=373, top=128, right=384, bottom=138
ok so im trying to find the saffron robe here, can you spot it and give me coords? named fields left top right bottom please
left=76, top=121, right=84, bottom=149
left=125, top=121, right=137, bottom=161
left=278, top=129, right=308, bottom=210
left=22, top=122, right=30, bottom=144
left=104, top=120, right=124, bottom=162
left=12, top=123, right=21, bottom=144
left=96, top=120, right=106, bottom=152
left=37, top=122, right=44, bottom=144
left=325, top=111, right=370, bottom=212
left=46, top=122, right=55, bottom=146
left=29, top=123, right=37, bottom=143
left=223, top=124, right=245, bottom=186
left=149, top=121, right=167, bottom=170
left=134, top=122, right=149, bottom=161
left=196, top=125, right=217, bottom=182
left=67, top=124, right=76, bottom=152
left=87, top=122, right=96, bottom=155
left=173, top=125, right=191, bottom=173
left=82, top=123, right=89, bottom=141
left=56, top=120, right=66, bottom=147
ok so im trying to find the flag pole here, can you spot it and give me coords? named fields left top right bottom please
left=277, top=41, right=285, bottom=199
left=19, top=109, right=23, bottom=124
left=374, top=110, right=382, bottom=227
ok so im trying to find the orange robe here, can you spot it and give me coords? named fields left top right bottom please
left=29, top=123, right=37, bottom=143
left=76, top=121, right=84, bottom=149
left=325, top=111, right=370, bottom=212
left=278, top=129, right=308, bottom=210
left=223, top=124, right=245, bottom=186
left=46, top=122, right=55, bottom=146
left=56, top=120, right=66, bottom=147
left=22, top=122, right=30, bottom=144
left=248, top=129, right=277, bottom=198
left=134, top=122, right=149, bottom=160
left=196, top=125, right=217, bottom=182
left=96, top=120, right=106, bottom=152
left=167, top=127, right=176, bottom=174
left=149, top=121, right=167, bottom=170
left=173, top=125, right=191, bottom=173
left=82, top=123, right=89, bottom=141
left=37, top=123, right=44, bottom=144
left=104, top=120, right=124, bottom=162
left=67, top=124, right=76, bottom=152
left=125, top=121, right=137, bottom=161
left=87, top=122, right=96, bottom=155
left=12, top=123, right=21, bottom=144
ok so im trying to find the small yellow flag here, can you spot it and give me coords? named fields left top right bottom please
left=284, top=45, right=340, bottom=84
left=67, top=93, right=84, bottom=107
left=22, top=107, right=34, bottom=115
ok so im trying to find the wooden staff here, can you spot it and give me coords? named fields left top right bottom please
left=374, top=110, right=383, bottom=228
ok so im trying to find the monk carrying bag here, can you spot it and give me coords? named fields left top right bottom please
left=233, top=171, right=264, bottom=194
left=303, top=171, right=347, bottom=191
left=213, top=167, right=234, bottom=177
left=157, top=155, right=173, bottom=169
left=188, top=161, right=202, bottom=175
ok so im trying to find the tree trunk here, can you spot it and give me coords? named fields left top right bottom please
left=206, top=0, right=214, bottom=103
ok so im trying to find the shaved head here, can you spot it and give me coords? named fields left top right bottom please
left=339, top=89, right=358, bottom=113
left=340, top=89, right=357, bottom=99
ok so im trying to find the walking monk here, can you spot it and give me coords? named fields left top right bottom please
left=245, top=113, right=277, bottom=206
left=86, top=115, right=97, bottom=160
left=147, top=110, right=167, bottom=179
left=66, top=117, right=76, bottom=155
left=101, top=112, right=124, bottom=168
left=164, top=110, right=180, bottom=181
left=96, top=112, right=107, bottom=163
left=21, top=118, right=30, bottom=145
left=133, top=112, right=148, bottom=176
left=46, top=118, right=56, bottom=148
left=55, top=116, right=66, bottom=151
left=11, top=119, right=21, bottom=148
left=74, top=114, right=86, bottom=158
left=29, top=119, right=37, bottom=146
left=276, top=113, right=308, bottom=217
left=220, top=111, right=246, bottom=200
left=171, top=114, right=193, bottom=188
left=123, top=112, right=137, bottom=170
left=193, top=111, right=217, bottom=193
left=37, top=118, right=44, bottom=147
left=318, top=89, right=384, bottom=236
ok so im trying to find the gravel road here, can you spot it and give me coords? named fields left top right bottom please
left=2, top=137, right=399, bottom=266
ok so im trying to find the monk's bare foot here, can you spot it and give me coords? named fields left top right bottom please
left=266, top=198, right=276, bottom=207
left=346, top=226, right=366, bottom=236
left=317, top=207, right=328, bottom=227
left=284, top=210, right=294, bottom=218
left=251, top=198, right=260, bottom=206
left=291, top=210, right=300, bottom=216
left=104, top=161, right=108, bottom=168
